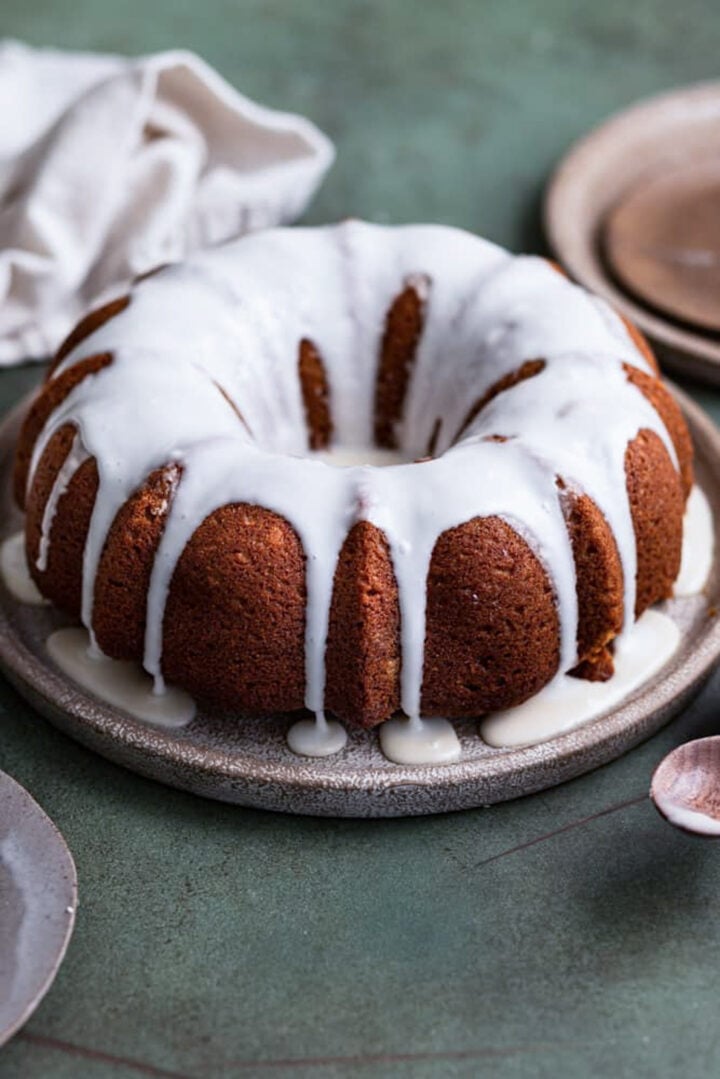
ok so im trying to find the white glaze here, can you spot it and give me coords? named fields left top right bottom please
left=379, top=715, right=461, bottom=765
left=312, top=446, right=415, bottom=468
left=287, top=713, right=348, bottom=757
left=675, top=485, right=714, bottom=597
left=480, top=609, right=680, bottom=748
left=654, top=799, right=720, bottom=837
left=0, top=531, right=47, bottom=605
left=26, top=221, right=679, bottom=747
left=47, top=627, right=196, bottom=727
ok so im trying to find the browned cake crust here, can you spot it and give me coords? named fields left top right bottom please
left=160, top=505, right=307, bottom=714
left=571, top=648, right=616, bottom=683
left=92, top=465, right=181, bottom=659
left=563, top=488, right=623, bottom=681
left=626, top=429, right=684, bottom=616
left=623, top=363, right=693, bottom=495
left=25, top=424, right=98, bottom=617
left=374, top=280, right=426, bottom=449
left=49, top=296, right=130, bottom=378
left=422, top=517, right=560, bottom=716
left=298, top=338, right=333, bottom=450
left=455, top=359, right=546, bottom=443
left=325, top=522, right=401, bottom=727
left=14, top=353, right=112, bottom=508
left=621, top=315, right=659, bottom=374
left=16, top=281, right=693, bottom=729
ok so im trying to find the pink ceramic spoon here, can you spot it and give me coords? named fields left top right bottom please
left=651, top=736, right=720, bottom=836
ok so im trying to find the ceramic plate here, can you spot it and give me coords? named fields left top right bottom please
left=544, top=82, right=720, bottom=385
left=0, top=769, right=76, bottom=1045
left=1, top=391, right=720, bottom=817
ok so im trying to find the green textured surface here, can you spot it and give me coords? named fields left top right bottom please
left=3, top=2, right=720, bottom=1076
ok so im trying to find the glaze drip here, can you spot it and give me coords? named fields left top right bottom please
left=287, top=713, right=348, bottom=757
left=379, top=715, right=461, bottom=765
left=26, top=221, right=677, bottom=730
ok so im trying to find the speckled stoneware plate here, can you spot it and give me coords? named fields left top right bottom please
left=1, top=391, right=720, bottom=818
left=544, top=82, right=720, bottom=385
left=0, top=769, right=77, bottom=1045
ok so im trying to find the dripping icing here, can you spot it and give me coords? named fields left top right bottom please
left=379, top=715, right=461, bottom=765
left=17, top=476, right=710, bottom=760
left=27, top=221, right=675, bottom=733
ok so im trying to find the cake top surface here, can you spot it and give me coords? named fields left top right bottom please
left=30, top=221, right=677, bottom=725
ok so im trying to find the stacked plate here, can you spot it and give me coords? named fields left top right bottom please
left=545, top=82, right=720, bottom=385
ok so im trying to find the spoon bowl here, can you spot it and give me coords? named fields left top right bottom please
left=651, top=736, right=720, bottom=836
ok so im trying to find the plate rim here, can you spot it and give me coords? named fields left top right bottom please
left=1, top=388, right=720, bottom=816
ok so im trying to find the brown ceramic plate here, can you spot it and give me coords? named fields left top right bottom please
left=1, top=392, right=720, bottom=818
left=0, top=769, right=77, bottom=1046
left=544, top=82, right=720, bottom=385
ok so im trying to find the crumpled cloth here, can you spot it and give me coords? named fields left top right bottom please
left=0, top=40, right=334, bottom=363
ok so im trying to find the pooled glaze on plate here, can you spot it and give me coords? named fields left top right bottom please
left=10, top=485, right=711, bottom=762
left=1, top=391, right=719, bottom=816
left=1, top=532, right=46, bottom=606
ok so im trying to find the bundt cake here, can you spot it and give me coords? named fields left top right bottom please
left=13, top=220, right=693, bottom=743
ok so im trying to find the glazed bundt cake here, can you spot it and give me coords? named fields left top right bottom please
left=14, top=221, right=693, bottom=737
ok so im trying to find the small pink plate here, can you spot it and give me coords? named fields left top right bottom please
left=0, top=769, right=77, bottom=1045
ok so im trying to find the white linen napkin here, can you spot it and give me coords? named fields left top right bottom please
left=0, top=40, right=335, bottom=364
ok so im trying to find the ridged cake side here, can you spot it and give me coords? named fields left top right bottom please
left=14, top=223, right=693, bottom=729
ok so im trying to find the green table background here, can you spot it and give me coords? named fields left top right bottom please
left=3, top=2, right=720, bottom=1076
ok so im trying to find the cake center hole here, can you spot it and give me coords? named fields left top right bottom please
left=312, top=446, right=417, bottom=468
